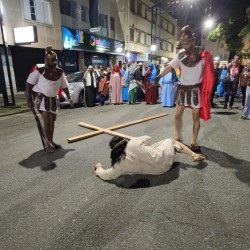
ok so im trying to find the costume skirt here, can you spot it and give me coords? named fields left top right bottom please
left=34, top=93, right=59, bottom=114
left=175, top=83, right=201, bottom=108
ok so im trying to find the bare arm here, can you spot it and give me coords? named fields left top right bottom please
left=25, top=82, right=34, bottom=109
left=63, top=88, right=74, bottom=107
left=154, top=64, right=173, bottom=85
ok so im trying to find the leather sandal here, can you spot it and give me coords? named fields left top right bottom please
left=53, top=143, right=62, bottom=149
left=192, top=153, right=206, bottom=162
left=190, top=144, right=201, bottom=153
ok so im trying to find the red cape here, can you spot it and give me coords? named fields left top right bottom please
left=199, top=50, right=214, bottom=121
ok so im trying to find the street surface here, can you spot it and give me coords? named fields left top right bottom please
left=0, top=98, right=250, bottom=250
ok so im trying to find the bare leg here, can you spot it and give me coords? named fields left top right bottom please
left=191, top=108, right=200, bottom=146
left=40, top=112, right=57, bottom=143
left=174, top=104, right=185, bottom=141
left=172, top=139, right=206, bottom=161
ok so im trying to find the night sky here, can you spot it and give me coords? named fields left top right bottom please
left=167, top=0, right=250, bottom=44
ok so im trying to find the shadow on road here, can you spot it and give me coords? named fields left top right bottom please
left=19, top=148, right=75, bottom=171
left=108, top=162, right=204, bottom=189
left=211, top=111, right=237, bottom=115
left=200, top=146, right=250, bottom=186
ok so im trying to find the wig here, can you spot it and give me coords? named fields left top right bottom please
left=109, top=136, right=128, bottom=166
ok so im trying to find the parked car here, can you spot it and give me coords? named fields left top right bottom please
left=59, top=71, right=100, bottom=107
left=59, top=71, right=85, bottom=107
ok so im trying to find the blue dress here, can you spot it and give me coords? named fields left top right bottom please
left=159, top=71, right=177, bottom=107
left=121, top=69, right=129, bottom=101
left=217, top=69, right=227, bottom=97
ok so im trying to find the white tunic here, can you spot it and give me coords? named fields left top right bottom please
left=95, top=136, right=175, bottom=181
left=170, top=49, right=204, bottom=86
left=26, top=66, right=69, bottom=113
left=26, top=67, right=69, bottom=97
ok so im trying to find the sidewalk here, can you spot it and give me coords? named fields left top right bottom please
left=0, top=92, right=30, bottom=117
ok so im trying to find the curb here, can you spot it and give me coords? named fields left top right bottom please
left=0, top=108, right=30, bottom=118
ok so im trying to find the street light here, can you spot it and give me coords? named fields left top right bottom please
left=0, top=1, right=16, bottom=106
left=205, top=18, right=214, bottom=29
left=126, top=52, right=131, bottom=58
left=151, top=44, right=157, bottom=51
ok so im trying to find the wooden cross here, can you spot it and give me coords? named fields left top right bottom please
left=67, top=113, right=168, bottom=143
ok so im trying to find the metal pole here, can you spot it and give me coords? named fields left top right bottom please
left=0, top=45, right=9, bottom=105
left=0, top=18, right=16, bottom=106
left=155, top=5, right=157, bottom=61
left=151, top=7, right=153, bottom=62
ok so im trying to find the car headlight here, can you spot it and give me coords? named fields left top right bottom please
left=69, top=85, right=78, bottom=94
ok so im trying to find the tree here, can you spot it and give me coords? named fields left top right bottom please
left=208, top=18, right=247, bottom=52
left=208, top=2, right=250, bottom=54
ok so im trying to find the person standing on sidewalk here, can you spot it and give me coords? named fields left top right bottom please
left=223, top=54, right=244, bottom=109
left=241, top=59, right=250, bottom=120
left=26, top=46, right=74, bottom=150
left=239, top=60, right=250, bottom=110
left=154, top=25, right=214, bottom=152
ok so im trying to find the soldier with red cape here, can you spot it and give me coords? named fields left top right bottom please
left=154, top=26, right=214, bottom=152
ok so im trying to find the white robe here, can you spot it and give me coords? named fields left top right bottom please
left=95, top=136, right=176, bottom=181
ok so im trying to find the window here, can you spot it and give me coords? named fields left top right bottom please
left=81, top=5, right=89, bottom=22
left=130, top=0, right=135, bottom=12
left=59, top=0, right=76, bottom=19
left=110, top=17, right=115, bottom=31
left=160, top=40, right=166, bottom=50
left=29, top=0, right=36, bottom=20
left=220, top=43, right=224, bottom=49
left=23, top=0, right=53, bottom=24
left=146, top=34, right=151, bottom=45
left=167, top=22, right=174, bottom=34
left=130, top=28, right=134, bottom=42
left=152, top=13, right=157, bottom=24
left=145, top=7, right=151, bottom=21
left=102, top=14, right=108, bottom=28
left=167, top=42, right=174, bottom=52
left=135, top=31, right=140, bottom=43
left=137, top=2, right=142, bottom=16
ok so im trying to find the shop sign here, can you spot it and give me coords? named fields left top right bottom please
left=62, top=26, right=124, bottom=54
left=13, top=26, right=38, bottom=44
left=137, top=53, right=148, bottom=62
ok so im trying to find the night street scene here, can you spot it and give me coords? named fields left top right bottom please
left=0, top=0, right=250, bottom=249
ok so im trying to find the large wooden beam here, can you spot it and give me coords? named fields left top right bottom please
left=78, top=122, right=134, bottom=140
left=67, top=113, right=168, bottom=143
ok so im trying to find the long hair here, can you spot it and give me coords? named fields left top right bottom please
left=109, top=136, right=128, bottom=167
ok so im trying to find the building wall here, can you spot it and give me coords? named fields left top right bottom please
left=201, top=28, right=229, bottom=64
left=0, top=0, right=63, bottom=50
left=116, top=0, right=177, bottom=61
left=60, top=0, right=124, bottom=41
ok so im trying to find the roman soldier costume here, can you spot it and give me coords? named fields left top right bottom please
left=26, top=46, right=73, bottom=152
left=169, top=26, right=214, bottom=121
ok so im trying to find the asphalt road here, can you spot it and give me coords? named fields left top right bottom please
left=0, top=98, right=250, bottom=250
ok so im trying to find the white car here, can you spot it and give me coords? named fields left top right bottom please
left=59, top=71, right=85, bottom=107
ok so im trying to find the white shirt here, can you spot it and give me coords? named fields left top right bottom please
left=95, top=136, right=175, bottom=181
left=170, top=49, right=204, bottom=86
left=26, top=67, right=69, bottom=97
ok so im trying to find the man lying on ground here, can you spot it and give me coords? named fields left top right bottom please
left=95, top=136, right=205, bottom=181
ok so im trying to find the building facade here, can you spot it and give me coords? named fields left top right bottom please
left=0, top=0, right=178, bottom=94
left=117, top=0, right=178, bottom=63
left=201, top=27, right=229, bottom=65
